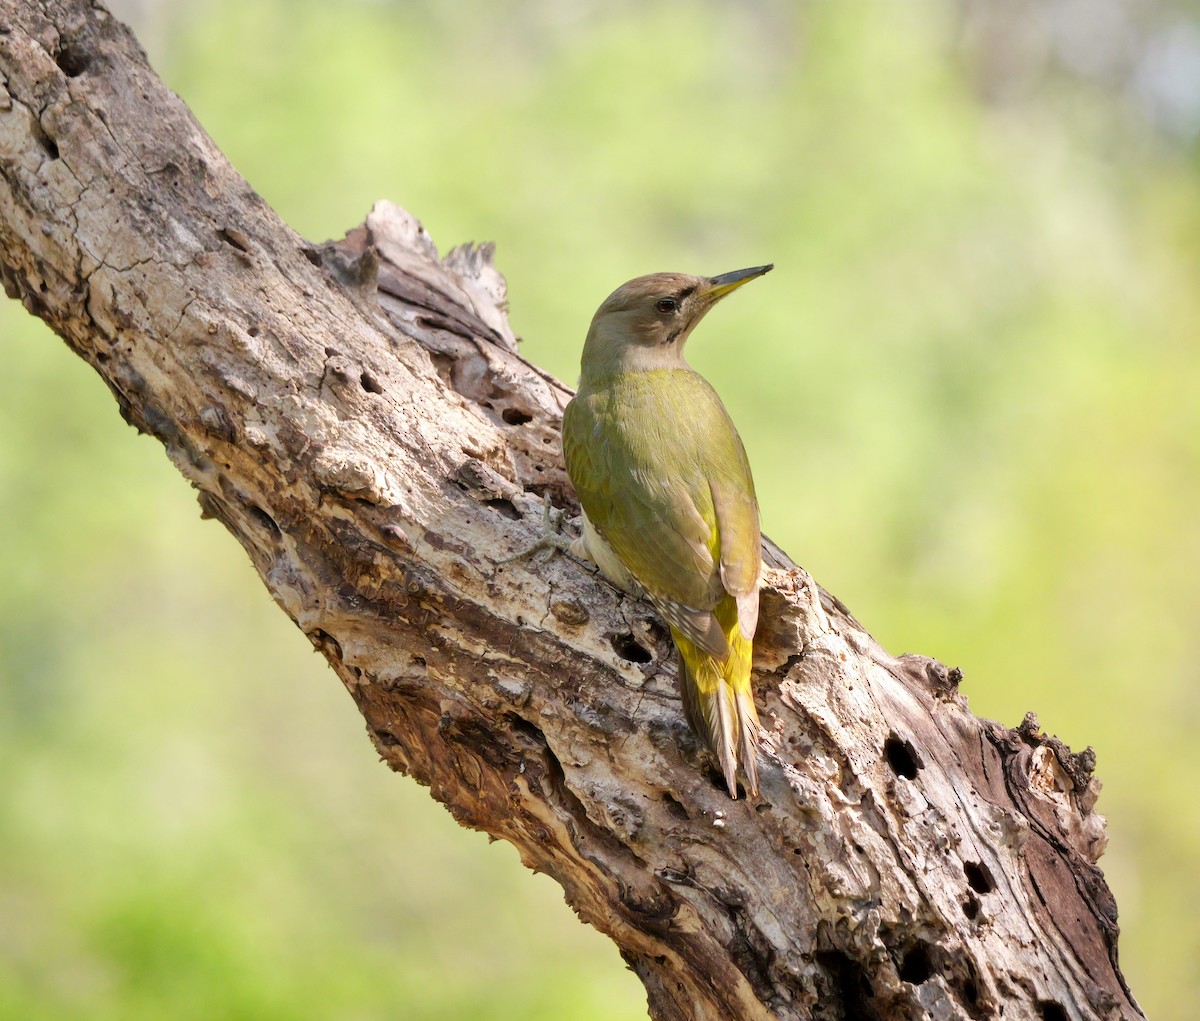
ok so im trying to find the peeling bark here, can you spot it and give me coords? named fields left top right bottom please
left=0, top=3, right=1142, bottom=1019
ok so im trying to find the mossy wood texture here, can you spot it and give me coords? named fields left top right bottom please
left=0, top=2, right=1139, bottom=1019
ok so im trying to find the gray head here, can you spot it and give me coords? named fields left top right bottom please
left=580, top=265, right=773, bottom=381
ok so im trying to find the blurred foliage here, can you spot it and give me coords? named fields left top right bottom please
left=2, top=0, right=1198, bottom=1017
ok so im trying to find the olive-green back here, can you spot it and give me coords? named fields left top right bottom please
left=562, top=369, right=761, bottom=629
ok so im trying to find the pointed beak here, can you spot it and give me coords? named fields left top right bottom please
left=702, top=264, right=773, bottom=302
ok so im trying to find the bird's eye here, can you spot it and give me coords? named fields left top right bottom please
left=656, top=297, right=678, bottom=314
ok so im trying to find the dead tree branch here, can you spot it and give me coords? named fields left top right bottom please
left=0, top=3, right=1140, bottom=1019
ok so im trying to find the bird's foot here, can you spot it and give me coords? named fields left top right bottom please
left=499, top=496, right=590, bottom=566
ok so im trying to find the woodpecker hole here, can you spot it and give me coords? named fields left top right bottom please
left=884, top=734, right=921, bottom=779
left=309, top=628, right=343, bottom=661
left=247, top=504, right=281, bottom=539
left=217, top=226, right=251, bottom=253
left=360, top=371, right=384, bottom=394
left=962, top=978, right=980, bottom=1010
left=898, top=941, right=934, bottom=985
left=609, top=632, right=652, bottom=664
left=501, top=406, right=533, bottom=426
left=964, top=861, right=995, bottom=894
left=661, top=792, right=689, bottom=821
left=56, top=43, right=90, bottom=77
left=483, top=498, right=521, bottom=520
left=372, top=727, right=400, bottom=748
left=1039, top=1002, right=1068, bottom=1021
left=37, top=129, right=59, bottom=160
left=815, top=951, right=875, bottom=1021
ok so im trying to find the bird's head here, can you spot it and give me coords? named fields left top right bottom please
left=580, top=265, right=773, bottom=381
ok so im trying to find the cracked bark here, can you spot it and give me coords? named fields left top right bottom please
left=0, top=3, right=1142, bottom=1019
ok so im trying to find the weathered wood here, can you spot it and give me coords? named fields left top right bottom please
left=0, top=3, right=1141, bottom=1019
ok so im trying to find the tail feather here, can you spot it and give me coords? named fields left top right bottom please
left=673, top=599, right=760, bottom=798
left=712, top=681, right=739, bottom=798
left=734, top=686, right=760, bottom=797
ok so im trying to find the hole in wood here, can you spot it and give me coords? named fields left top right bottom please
left=483, top=498, right=521, bottom=521
left=38, top=130, right=59, bottom=161
left=309, top=628, right=342, bottom=661
left=609, top=632, right=652, bottom=664
left=962, top=978, right=980, bottom=1010
left=216, top=226, right=251, bottom=253
left=661, top=792, right=689, bottom=821
left=964, top=861, right=995, bottom=894
left=501, top=407, right=533, bottom=425
left=815, top=950, right=875, bottom=1020
left=504, top=713, right=547, bottom=748
left=56, top=43, right=89, bottom=77
left=884, top=734, right=920, bottom=779
left=962, top=895, right=980, bottom=920
left=360, top=371, right=384, bottom=394
left=247, top=504, right=281, bottom=539
left=371, top=727, right=400, bottom=748
left=898, top=941, right=934, bottom=985
left=1039, top=1002, right=1068, bottom=1021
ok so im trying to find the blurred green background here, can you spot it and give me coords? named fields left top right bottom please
left=3, top=0, right=1198, bottom=1017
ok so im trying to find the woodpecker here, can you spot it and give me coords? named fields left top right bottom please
left=561, top=265, right=771, bottom=797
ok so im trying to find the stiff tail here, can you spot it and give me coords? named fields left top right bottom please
left=674, top=602, right=760, bottom=798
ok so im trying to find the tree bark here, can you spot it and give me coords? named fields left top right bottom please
left=0, top=3, right=1141, bottom=1019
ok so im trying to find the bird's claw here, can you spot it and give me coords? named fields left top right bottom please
left=499, top=495, right=573, bottom=565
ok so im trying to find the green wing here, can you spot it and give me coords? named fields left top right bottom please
left=710, top=452, right=762, bottom=640
left=562, top=370, right=761, bottom=651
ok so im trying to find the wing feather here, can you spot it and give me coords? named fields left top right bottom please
left=710, top=473, right=762, bottom=640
